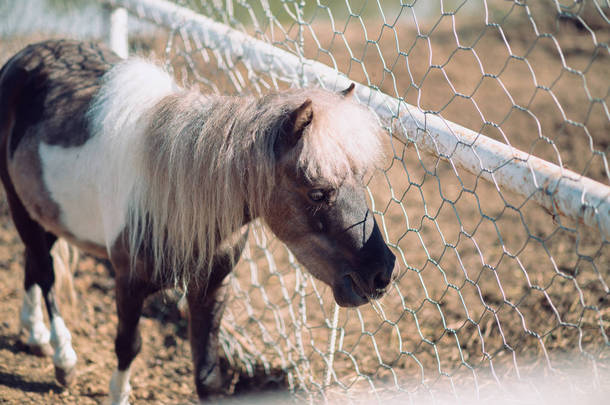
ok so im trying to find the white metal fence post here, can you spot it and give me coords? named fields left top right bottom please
left=103, top=4, right=128, bottom=59
left=324, top=303, right=340, bottom=388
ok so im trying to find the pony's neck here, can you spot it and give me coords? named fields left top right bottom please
left=126, top=90, right=281, bottom=285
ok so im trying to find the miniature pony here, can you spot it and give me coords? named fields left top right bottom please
left=0, top=40, right=395, bottom=404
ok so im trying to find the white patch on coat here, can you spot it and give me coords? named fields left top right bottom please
left=49, top=316, right=77, bottom=370
left=20, top=285, right=50, bottom=346
left=108, top=367, right=131, bottom=405
left=38, top=59, right=178, bottom=250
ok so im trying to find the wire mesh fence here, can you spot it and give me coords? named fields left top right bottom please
left=2, top=0, right=609, bottom=403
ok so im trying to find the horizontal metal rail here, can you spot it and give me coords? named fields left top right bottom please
left=105, top=0, right=610, bottom=240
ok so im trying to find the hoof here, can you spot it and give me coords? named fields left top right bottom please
left=28, top=342, right=53, bottom=357
left=55, top=365, right=76, bottom=387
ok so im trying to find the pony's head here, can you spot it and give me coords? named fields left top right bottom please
left=264, top=85, right=396, bottom=307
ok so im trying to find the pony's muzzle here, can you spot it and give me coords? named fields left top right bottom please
left=333, top=251, right=396, bottom=307
left=332, top=274, right=369, bottom=307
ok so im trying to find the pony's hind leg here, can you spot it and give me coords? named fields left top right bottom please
left=20, top=283, right=52, bottom=356
left=25, top=237, right=78, bottom=386
left=44, top=274, right=78, bottom=386
left=6, top=188, right=77, bottom=385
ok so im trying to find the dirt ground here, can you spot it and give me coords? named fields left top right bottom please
left=0, top=211, right=292, bottom=404
left=0, top=2, right=609, bottom=404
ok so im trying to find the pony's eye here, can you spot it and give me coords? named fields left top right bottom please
left=308, top=189, right=326, bottom=203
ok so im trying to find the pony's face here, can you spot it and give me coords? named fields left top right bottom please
left=264, top=88, right=396, bottom=307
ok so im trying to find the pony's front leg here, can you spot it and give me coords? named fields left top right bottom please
left=187, top=280, right=229, bottom=401
left=188, top=229, right=248, bottom=401
left=108, top=276, right=154, bottom=405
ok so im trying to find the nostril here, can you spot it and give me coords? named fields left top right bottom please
left=373, top=268, right=391, bottom=290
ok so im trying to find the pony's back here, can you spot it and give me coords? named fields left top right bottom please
left=0, top=40, right=119, bottom=152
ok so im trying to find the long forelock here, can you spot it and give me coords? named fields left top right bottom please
left=296, top=90, right=384, bottom=186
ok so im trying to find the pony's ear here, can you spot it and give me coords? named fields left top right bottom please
left=276, top=99, right=313, bottom=155
left=340, top=83, right=355, bottom=98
